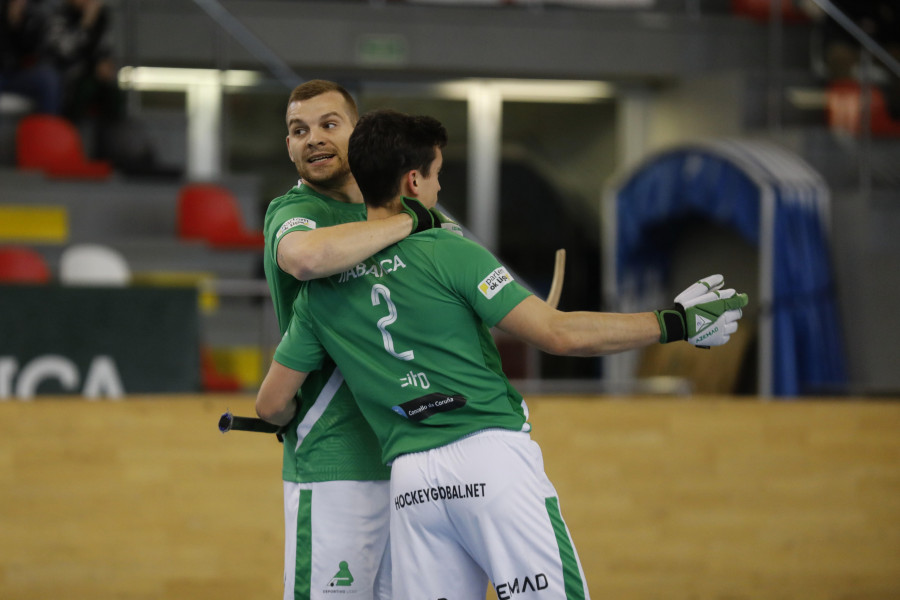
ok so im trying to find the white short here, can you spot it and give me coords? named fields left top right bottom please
left=283, top=479, right=391, bottom=600
left=389, top=429, right=590, bottom=599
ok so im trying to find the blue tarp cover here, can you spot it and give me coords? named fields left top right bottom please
left=614, top=143, right=847, bottom=396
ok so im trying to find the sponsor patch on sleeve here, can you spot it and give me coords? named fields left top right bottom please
left=276, top=217, right=316, bottom=239
left=478, top=266, right=513, bottom=299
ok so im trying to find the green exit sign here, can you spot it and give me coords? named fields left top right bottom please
left=356, top=34, right=409, bottom=67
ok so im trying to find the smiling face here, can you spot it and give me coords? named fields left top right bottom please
left=285, top=91, right=357, bottom=193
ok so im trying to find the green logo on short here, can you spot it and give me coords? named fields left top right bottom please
left=328, top=561, right=354, bottom=587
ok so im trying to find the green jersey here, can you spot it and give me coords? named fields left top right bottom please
left=274, top=227, right=534, bottom=465
left=263, top=183, right=390, bottom=482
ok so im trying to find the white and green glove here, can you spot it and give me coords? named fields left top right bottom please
left=654, top=274, right=749, bottom=347
left=431, top=207, right=464, bottom=236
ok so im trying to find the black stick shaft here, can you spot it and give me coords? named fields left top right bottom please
left=218, top=411, right=282, bottom=434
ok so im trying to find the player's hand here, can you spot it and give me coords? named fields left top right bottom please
left=401, top=197, right=439, bottom=234
left=429, top=207, right=463, bottom=236
left=655, top=274, right=749, bottom=347
left=673, top=273, right=725, bottom=306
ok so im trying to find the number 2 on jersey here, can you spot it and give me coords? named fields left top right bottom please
left=371, top=284, right=414, bottom=361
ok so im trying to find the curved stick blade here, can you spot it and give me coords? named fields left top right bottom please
left=545, top=249, right=566, bottom=309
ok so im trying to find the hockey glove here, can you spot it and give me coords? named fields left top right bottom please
left=401, top=197, right=439, bottom=234
left=430, top=207, right=464, bottom=236
left=655, top=274, right=749, bottom=347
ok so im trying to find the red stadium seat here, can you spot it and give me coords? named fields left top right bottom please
left=176, top=184, right=265, bottom=249
left=0, top=246, right=52, bottom=284
left=731, top=0, right=810, bottom=24
left=826, top=80, right=900, bottom=137
left=15, top=114, right=113, bottom=179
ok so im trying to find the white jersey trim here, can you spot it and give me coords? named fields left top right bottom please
left=294, top=368, right=345, bottom=451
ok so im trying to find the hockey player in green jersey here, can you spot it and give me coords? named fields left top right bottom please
left=258, top=109, right=748, bottom=599
left=263, top=81, right=455, bottom=600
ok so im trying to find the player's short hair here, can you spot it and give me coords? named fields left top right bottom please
left=348, top=109, right=448, bottom=208
left=286, top=79, right=359, bottom=123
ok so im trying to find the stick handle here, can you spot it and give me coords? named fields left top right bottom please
left=218, top=411, right=283, bottom=434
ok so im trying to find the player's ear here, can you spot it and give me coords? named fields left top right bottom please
left=402, top=170, right=418, bottom=196
left=286, top=136, right=294, bottom=160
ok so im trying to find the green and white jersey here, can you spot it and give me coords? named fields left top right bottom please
left=274, top=227, right=534, bottom=465
left=263, top=183, right=390, bottom=483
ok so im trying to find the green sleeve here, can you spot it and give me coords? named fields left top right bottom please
left=434, top=235, right=532, bottom=328
left=264, top=197, right=328, bottom=259
left=273, top=288, right=326, bottom=373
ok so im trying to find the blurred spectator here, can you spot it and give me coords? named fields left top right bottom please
left=0, top=0, right=62, bottom=114
left=810, top=0, right=900, bottom=117
left=44, top=0, right=177, bottom=177
left=47, top=0, right=124, bottom=158
left=822, top=1, right=899, bottom=78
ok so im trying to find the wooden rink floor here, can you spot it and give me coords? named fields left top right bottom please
left=1, top=395, right=899, bottom=600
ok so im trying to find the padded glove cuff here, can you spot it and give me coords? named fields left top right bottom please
left=655, top=306, right=686, bottom=343
left=401, top=197, right=436, bottom=234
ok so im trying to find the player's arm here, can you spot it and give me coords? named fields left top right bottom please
left=256, top=360, right=309, bottom=426
left=496, top=296, right=661, bottom=356
left=276, top=198, right=448, bottom=280
left=497, top=274, right=748, bottom=355
left=277, top=213, right=413, bottom=281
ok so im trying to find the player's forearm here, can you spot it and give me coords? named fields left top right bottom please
left=255, top=361, right=306, bottom=426
left=278, top=213, right=413, bottom=281
left=549, top=311, right=661, bottom=356
left=255, top=391, right=296, bottom=426
left=497, top=296, right=661, bottom=357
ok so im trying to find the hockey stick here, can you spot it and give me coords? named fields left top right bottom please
left=218, top=410, right=282, bottom=434
left=545, top=249, right=566, bottom=309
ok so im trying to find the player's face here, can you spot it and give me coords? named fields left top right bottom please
left=285, top=91, right=356, bottom=189
left=416, top=147, right=443, bottom=209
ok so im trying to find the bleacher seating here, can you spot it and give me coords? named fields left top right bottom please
left=59, top=243, right=132, bottom=286
left=176, top=183, right=265, bottom=249
left=0, top=245, right=52, bottom=284
left=0, top=164, right=270, bottom=391
left=0, top=204, right=68, bottom=244
left=826, top=79, right=900, bottom=137
left=15, top=114, right=112, bottom=180
left=731, top=0, right=810, bottom=23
